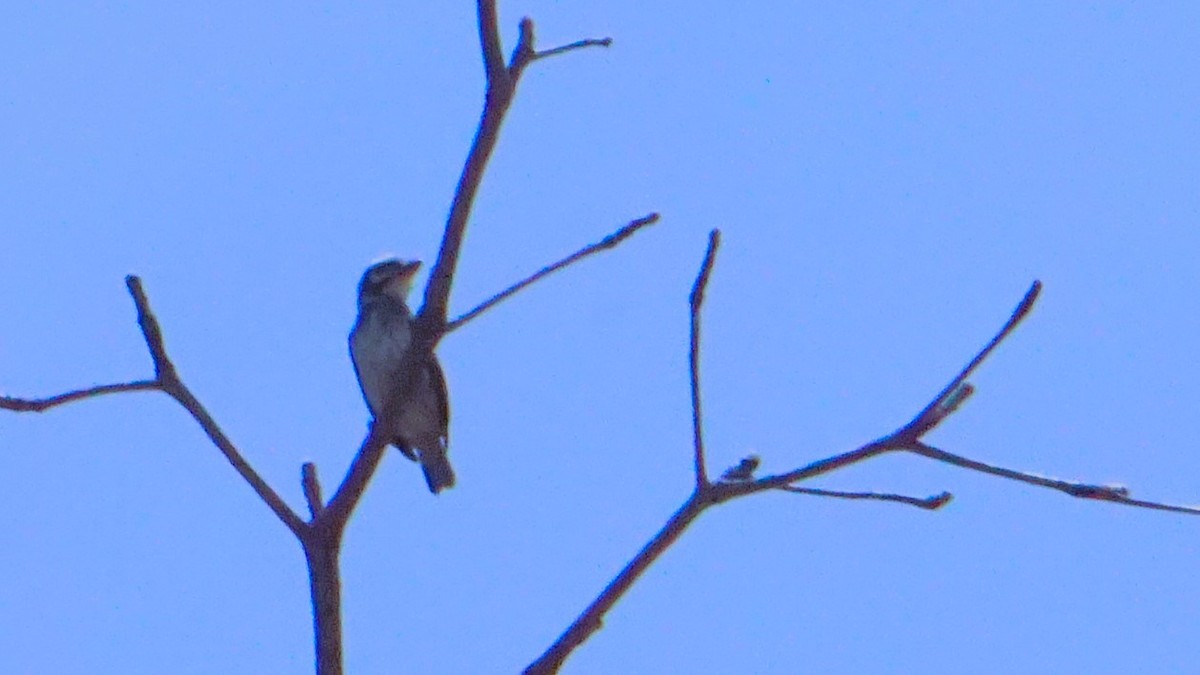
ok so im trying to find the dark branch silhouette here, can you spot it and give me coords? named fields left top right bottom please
left=448, top=212, right=659, bottom=333
left=4, top=277, right=307, bottom=538
left=302, top=462, right=324, bottom=520
left=778, top=485, right=953, bottom=510
left=688, top=230, right=720, bottom=488
left=523, top=234, right=1197, bottom=675
left=0, top=380, right=159, bottom=412
left=533, top=37, right=613, bottom=61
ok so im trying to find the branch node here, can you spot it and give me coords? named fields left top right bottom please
left=719, top=455, right=760, bottom=483
left=511, top=17, right=536, bottom=70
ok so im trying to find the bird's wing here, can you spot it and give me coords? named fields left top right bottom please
left=427, top=355, right=450, bottom=448
left=347, top=320, right=374, bottom=413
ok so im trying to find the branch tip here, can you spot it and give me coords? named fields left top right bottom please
left=1015, top=279, right=1043, bottom=323
left=689, top=230, right=721, bottom=487
left=533, top=36, right=615, bottom=61
left=779, top=485, right=952, bottom=511
left=902, top=280, right=1042, bottom=439
left=302, top=462, right=324, bottom=519
left=689, top=229, right=721, bottom=309
left=448, top=213, right=660, bottom=333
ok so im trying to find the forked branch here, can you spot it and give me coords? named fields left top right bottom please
left=420, top=1, right=613, bottom=332
left=3, top=276, right=307, bottom=538
left=525, top=232, right=1198, bottom=675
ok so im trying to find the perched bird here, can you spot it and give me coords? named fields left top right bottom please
left=349, top=259, right=455, bottom=494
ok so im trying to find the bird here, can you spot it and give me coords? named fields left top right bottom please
left=349, top=258, right=455, bottom=494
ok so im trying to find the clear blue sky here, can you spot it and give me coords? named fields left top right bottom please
left=3, top=2, right=1199, bottom=673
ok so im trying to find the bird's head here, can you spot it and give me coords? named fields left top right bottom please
left=358, top=258, right=422, bottom=307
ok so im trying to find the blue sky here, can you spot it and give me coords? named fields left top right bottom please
left=3, top=2, right=1200, bottom=673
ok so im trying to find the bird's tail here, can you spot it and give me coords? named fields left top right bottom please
left=420, top=451, right=456, bottom=494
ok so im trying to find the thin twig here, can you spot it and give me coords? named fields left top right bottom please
left=124, top=278, right=307, bottom=537
left=165, top=376, right=308, bottom=536
left=302, top=462, right=324, bottom=520
left=688, top=230, right=721, bottom=488
left=534, top=37, right=613, bottom=61
left=510, top=18, right=537, bottom=71
left=903, top=280, right=1042, bottom=439
left=446, top=213, right=660, bottom=333
left=126, top=276, right=178, bottom=382
left=0, top=380, right=160, bottom=412
left=904, top=442, right=1200, bottom=515
left=778, top=485, right=953, bottom=510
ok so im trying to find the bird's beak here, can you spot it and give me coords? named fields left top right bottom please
left=398, top=260, right=422, bottom=279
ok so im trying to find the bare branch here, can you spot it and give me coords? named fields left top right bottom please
left=904, top=442, right=1200, bottom=515
left=902, top=280, right=1042, bottom=439
left=124, top=277, right=308, bottom=537
left=302, top=462, right=324, bottom=520
left=420, top=13, right=619, bottom=333
left=533, top=37, right=613, bottom=62
left=779, top=485, right=953, bottom=511
left=126, top=275, right=179, bottom=382
left=510, top=17, right=537, bottom=72
left=165, top=378, right=308, bottom=536
left=527, top=273, right=1049, bottom=673
left=322, top=422, right=392, bottom=528
left=0, top=380, right=160, bottom=412
left=689, top=229, right=721, bottom=488
left=476, top=0, right=506, bottom=82
left=447, top=213, right=660, bottom=333
left=525, top=495, right=708, bottom=675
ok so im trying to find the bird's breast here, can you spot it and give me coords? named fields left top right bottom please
left=350, top=310, right=413, bottom=416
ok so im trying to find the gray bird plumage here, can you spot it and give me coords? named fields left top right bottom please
left=350, top=259, right=455, bottom=494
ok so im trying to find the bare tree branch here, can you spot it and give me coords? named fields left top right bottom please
left=302, top=462, right=324, bottom=520
left=447, top=213, right=660, bottom=333
left=419, top=12, right=612, bottom=334
left=126, top=275, right=179, bottom=382
left=689, top=229, right=721, bottom=488
left=534, top=37, right=613, bottom=61
left=904, top=442, right=1200, bottom=515
left=902, top=280, right=1041, bottom=439
left=779, top=485, right=953, bottom=510
left=526, top=268, right=1065, bottom=673
left=0, top=380, right=160, bottom=412
left=3, top=276, right=307, bottom=538
left=525, top=495, right=709, bottom=675
left=320, top=423, right=391, bottom=529
left=126, top=277, right=308, bottom=537
left=476, top=0, right=506, bottom=83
